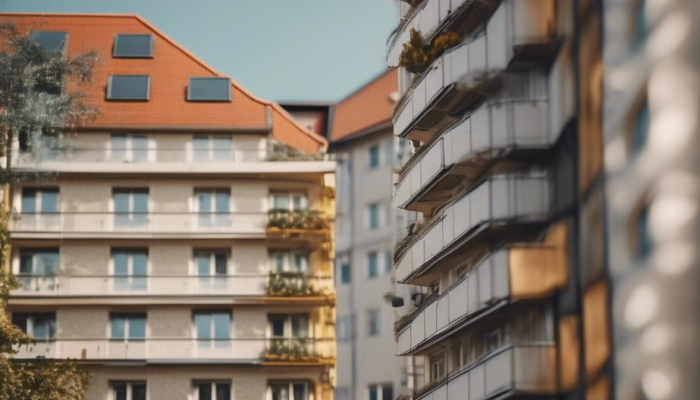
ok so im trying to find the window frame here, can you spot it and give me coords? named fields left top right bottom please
left=12, top=312, right=56, bottom=341
left=109, top=313, right=147, bottom=341
left=192, top=381, right=232, bottom=400
left=107, top=75, right=151, bottom=101
left=187, top=77, right=232, bottom=102
left=367, top=252, right=379, bottom=279
left=368, top=144, right=380, bottom=169
left=194, top=188, right=231, bottom=227
left=368, top=384, right=394, bottom=400
left=112, top=188, right=150, bottom=227
left=269, top=250, right=310, bottom=274
left=268, top=381, right=309, bottom=400
left=110, top=134, right=151, bottom=162
left=113, top=34, right=154, bottom=58
left=367, top=309, right=381, bottom=336
left=193, top=310, right=232, bottom=348
left=267, top=313, right=310, bottom=339
left=192, top=134, right=233, bottom=162
left=269, top=191, right=308, bottom=212
left=30, top=31, right=68, bottom=54
left=111, top=248, right=149, bottom=291
left=110, top=381, right=147, bottom=400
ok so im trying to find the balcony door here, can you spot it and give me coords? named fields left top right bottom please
left=112, top=249, right=148, bottom=291
left=194, top=311, right=231, bottom=350
left=196, top=189, right=230, bottom=228
left=111, top=134, right=148, bottom=163
left=18, top=249, right=59, bottom=291
left=113, top=189, right=149, bottom=228
left=193, top=135, right=232, bottom=162
left=194, top=250, right=228, bottom=291
left=269, top=382, right=308, bottom=400
left=21, top=188, right=59, bottom=230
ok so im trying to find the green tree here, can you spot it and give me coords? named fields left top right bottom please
left=0, top=21, right=99, bottom=400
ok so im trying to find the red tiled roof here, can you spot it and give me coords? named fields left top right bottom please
left=330, top=69, right=397, bottom=142
left=0, top=13, right=327, bottom=153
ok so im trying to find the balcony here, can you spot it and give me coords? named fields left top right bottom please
left=14, top=338, right=335, bottom=364
left=394, top=175, right=549, bottom=284
left=387, top=0, right=498, bottom=67
left=392, top=0, right=556, bottom=142
left=396, top=244, right=566, bottom=355
left=13, top=148, right=335, bottom=175
left=394, top=96, right=550, bottom=216
left=11, top=274, right=334, bottom=299
left=413, top=344, right=557, bottom=400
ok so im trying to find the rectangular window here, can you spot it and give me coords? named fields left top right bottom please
left=384, top=140, right=394, bottom=167
left=112, top=382, right=146, bottom=400
left=110, top=313, right=146, bottom=341
left=21, top=188, right=59, bottom=213
left=18, top=249, right=59, bottom=291
left=484, top=326, right=503, bottom=353
left=270, top=192, right=308, bottom=212
left=269, top=251, right=309, bottom=274
left=195, top=189, right=231, bottom=227
left=368, top=203, right=381, bottom=230
left=30, top=31, right=68, bottom=53
left=430, top=353, right=446, bottom=381
left=194, top=311, right=231, bottom=348
left=336, top=316, right=352, bottom=342
left=268, top=314, right=309, bottom=339
left=367, top=309, right=380, bottom=336
left=188, top=77, right=232, bottom=102
left=368, top=144, right=380, bottom=168
left=194, top=382, right=231, bottom=400
left=113, top=189, right=149, bottom=227
left=107, top=75, right=150, bottom=101
left=369, top=384, right=393, bottom=400
left=269, top=382, right=308, bottom=400
left=12, top=313, right=56, bottom=341
left=193, top=135, right=232, bottom=162
left=367, top=252, right=378, bottom=279
left=384, top=251, right=392, bottom=273
left=112, top=249, right=148, bottom=291
left=194, top=250, right=228, bottom=291
left=113, top=34, right=154, bottom=58
left=111, top=134, right=149, bottom=162
left=340, top=263, right=350, bottom=284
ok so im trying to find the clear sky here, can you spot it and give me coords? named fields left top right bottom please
left=1, top=0, right=397, bottom=102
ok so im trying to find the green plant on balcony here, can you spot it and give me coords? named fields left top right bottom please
left=267, top=209, right=328, bottom=231
left=267, top=271, right=324, bottom=296
left=267, top=140, right=324, bottom=162
left=399, top=29, right=461, bottom=74
left=264, top=338, right=317, bottom=362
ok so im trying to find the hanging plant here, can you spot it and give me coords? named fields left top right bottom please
left=399, top=29, right=462, bottom=75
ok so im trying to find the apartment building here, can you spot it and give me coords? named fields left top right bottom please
left=387, top=1, right=615, bottom=400
left=4, top=14, right=336, bottom=400
left=283, top=70, right=414, bottom=400
left=602, top=0, right=700, bottom=399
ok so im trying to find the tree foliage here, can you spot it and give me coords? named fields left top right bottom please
left=0, top=21, right=98, bottom=400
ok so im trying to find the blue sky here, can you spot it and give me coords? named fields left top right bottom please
left=1, top=0, right=397, bottom=102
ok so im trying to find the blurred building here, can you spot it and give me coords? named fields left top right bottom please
left=5, top=14, right=336, bottom=400
left=386, top=0, right=700, bottom=399
left=283, top=69, right=414, bottom=400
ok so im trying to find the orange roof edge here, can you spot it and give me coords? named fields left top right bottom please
left=2, top=12, right=328, bottom=153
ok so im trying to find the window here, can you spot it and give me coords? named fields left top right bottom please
left=632, top=100, right=649, bottom=155
left=12, top=313, right=56, bottom=341
left=367, top=309, right=380, bottom=336
left=340, top=263, right=350, bottom=284
left=112, top=249, right=148, bottom=291
left=484, top=326, right=503, bottom=353
left=368, top=145, right=380, bottom=168
left=367, top=203, right=381, bottom=230
left=430, top=353, right=446, bottom=381
left=113, top=34, right=154, bottom=58
left=384, top=251, right=393, bottom=273
left=270, top=192, right=308, bottom=212
left=110, top=313, right=146, bottom=341
left=193, top=135, right=232, bottom=162
left=107, top=75, right=150, bottom=101
left=268, top=314, right=309, bottom=339
left=270, top=251, right=309, bottom=273
left=194, top=311, right=231, bottom=348
left=636, top=205, right=653, bottom=260
left=336, top=387, right=351, bottom=400
left=112, top=382, right=146, bottom=400
left=269, top=382, right=308, bottom=400
left=384, top=141, right=394, bottom=167
left=111, top=134, right=149, bottom=162
left=30, top=31, right=68, bottom=53
left=369, top=384, right=393, bottom=400
left=18, top=249, right=59, bottom=291
left=632, top=0, right=648, bottom=48
left=188, top=77, right=232, bottom=102
left=195, top=250, right=228, bottom=290
left=113, top=189, right=149, bottom=227
left=367, top=252, right=378, bottom=278
left=193, top=382, right=231, bottom=400
left=336, top=316, right=352, bottom=342
left=21, top=188, right=58, bottom=214
left=195, top=189, right=231, bottom=227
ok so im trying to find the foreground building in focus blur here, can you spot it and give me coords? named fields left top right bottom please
left=387, top=0, right=699, bottom=399
left=4, top=13, right=336, bottom=400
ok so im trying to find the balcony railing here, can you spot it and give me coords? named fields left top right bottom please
left=387, top=0, right=496, bottom=67
left=392, top=0, right=556, bottom=141
left=11, top=274, right=333, bottom=298
left=14, top=338, right=334, bottom=362
left=412, top=344, right=557, bottom=400
left=394, top=97, right=550, bottom=214
left=394, top=175, right=549, bottom=283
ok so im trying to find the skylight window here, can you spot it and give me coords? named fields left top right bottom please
left=113, top=34, right=154, bottom=58
left=107, top=75, right=151, bottom=101
left=30, top=31, right=68, bottom=53
left=188, top=78, right=231, bottom=102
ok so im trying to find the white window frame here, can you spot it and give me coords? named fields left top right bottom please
left=366, top=251, right=379, bottom=279
left=192, top=381, right=232, bottom=400
left=267, top=314, right=310, bottom=339
left=110, top=249, right=149, bottom=292
left=193, top=188, right=231, bottom=227
left=368, top=384, right=394, bottom=400
left=368, top=144, right=380, bottom=169
left=109, top=134, right=152, bottom=162
left=192, top=134, right=233, bottom=162
left=268, top=250, right=309, bottom=274
left=367, top=309, right=381, bottom=336
left=13, top=312, right=56, bottom=340
left=430, top=352, right=447, bottom=381
left=19, top=187, right=60, bottom=213
left=109, top=381, right=147, bottom=400
left=269, top=191, right=308, bottom=212
left=267, top=382, right=309, bottom=400
left=108, top=313, right=147, bottom=341
left=366, top=203, right=383, bottom=230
